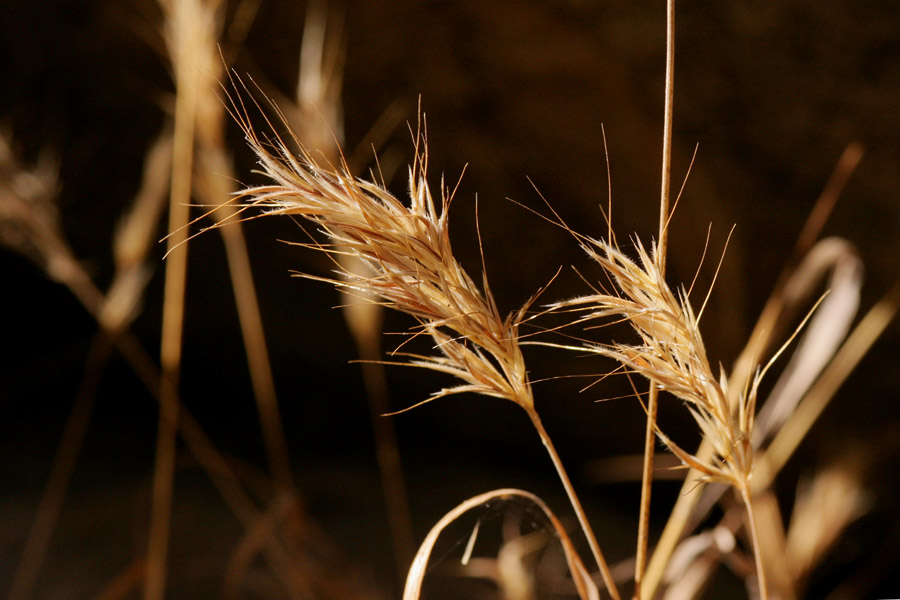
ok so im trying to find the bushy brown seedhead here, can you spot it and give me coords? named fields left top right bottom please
left=552, top=235, right=761, bottom=490
left=221, top=94, right=534, bottom=410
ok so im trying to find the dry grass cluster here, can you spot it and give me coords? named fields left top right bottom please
left=3, top=1, right=900, bottom=599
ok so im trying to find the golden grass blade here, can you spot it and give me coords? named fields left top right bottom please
left=402, top=489, right=599, bottom=600
left=147, top=1, right=209, bottom=596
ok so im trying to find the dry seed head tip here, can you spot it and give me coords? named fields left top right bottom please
left=554, top=234, right=758, bottom=486
left=224, top=90, right=533, bottom=410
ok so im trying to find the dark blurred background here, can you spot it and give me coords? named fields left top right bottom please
left=2, top=1, right=899, bottom=598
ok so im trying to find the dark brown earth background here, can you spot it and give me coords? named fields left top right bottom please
left=2, top=1, right=899, bottom=598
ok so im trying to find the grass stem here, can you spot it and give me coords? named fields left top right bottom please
left=146, top=2, right=200, bottom=594
left=640, top=443, right=713, bottom=599
left=633, top=387, right=658, bottom=599
left=356, top=335, right=417, bottom=581
left=634, top=1, right=675, bottom=597
left=525, top=406, right=621, bottom=600
left=741, top=485, right=769, bottom=600
left=218, top=210, right=294, bottom=492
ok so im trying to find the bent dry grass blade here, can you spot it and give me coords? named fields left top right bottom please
left=402, top=489, right=599, bottom=600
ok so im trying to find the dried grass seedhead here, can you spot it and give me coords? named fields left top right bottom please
left=552, top=234, right=767, bottom=488
left=0, top=131, right=70, bottom=282
left=217, top=88, right=534, bottom=409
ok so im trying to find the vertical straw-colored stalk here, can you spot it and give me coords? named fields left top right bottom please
left=217, top=208, right=294, bottom=490
left=191, top=2, right=294, bottom=492
left=146, top=1, right=203, bottom=597
left=289, top=0, right=415, bottom=575
left=740, top=487, right=768, bottom=600
left=633, top=1, right=675, bottom=597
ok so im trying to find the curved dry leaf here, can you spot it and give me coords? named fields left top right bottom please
left=402, top=488, right=598, bottom=600
left=754, top=237, right=863, bottom=445
left=756, top=279, right=900, bottom=490
left=662, top=525, right=736, bottom=600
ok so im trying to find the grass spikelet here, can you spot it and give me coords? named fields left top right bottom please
left=552, top=235, right=753, bottom=488
left=548, top=231, right=788, bottom=599
left=226, top=98, right=534, bottom=411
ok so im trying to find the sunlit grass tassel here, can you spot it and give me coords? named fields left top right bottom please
left=547, top=233, right=814, bottom=599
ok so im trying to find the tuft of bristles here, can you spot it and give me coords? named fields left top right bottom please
left=220, top=92, right=535, bottom=410
left=551, top=235, right=765, bottom=489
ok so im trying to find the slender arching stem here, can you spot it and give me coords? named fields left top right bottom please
left=741, top=485, right=770, bottom=600
left=524, top=405, right=621, bottom=600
